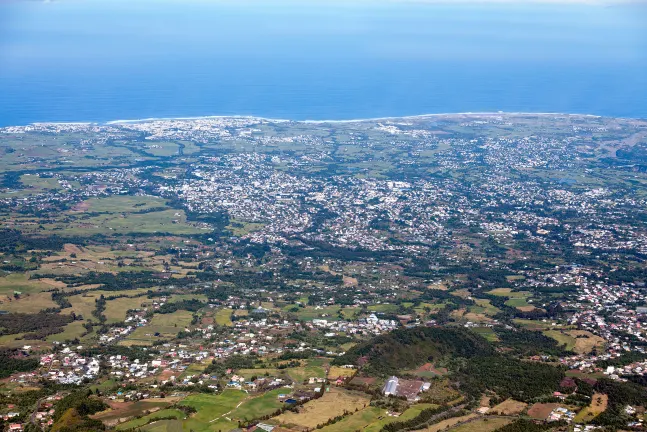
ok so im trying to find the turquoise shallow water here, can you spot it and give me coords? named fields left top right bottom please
left=1, top=0, right=646, bottom=125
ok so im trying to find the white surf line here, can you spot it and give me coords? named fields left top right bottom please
left=14, top=111, right=623, bottom=128
left=103, top=111, right=606, bottom=126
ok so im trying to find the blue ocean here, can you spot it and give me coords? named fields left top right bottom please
left=1, top=0, right=646, bottom=126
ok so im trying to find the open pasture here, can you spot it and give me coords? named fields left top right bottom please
left=215, top=308, right=233, bottom=326
left=229, top=387, right=290, bottom=423
left=363, top=403, right=440, bottom=432
left=179, top=390, right=247, bottom=432
left=287, top=362, right=326, bottom=383
left=273, top=388, right=369, bottom=429
left=0, top=290, right=56, bottom=313
left=327, top=366, right=355, bottom=379
left=490, top=399, right=527, bottom=415
left=115, top=408, right=186, bottom=430
left=319, top=406, right=382, bottom=432
left=420, top=414, right=478, bottom=432
left=527, top=403, right=561, bottom=420
left=0, top=272, right=56, bottom=296
left=574, top=393, right=608, bottom=423
left=448, top=416, right=512, bottom=432
left=92, top=399, right=178, bottom=426
left=120, top=310, right=193, bottom=346
left=140, top=419, right=183, bottom=432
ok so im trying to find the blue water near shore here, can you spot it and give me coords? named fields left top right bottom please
left=1, top=0, right=646, bottom=126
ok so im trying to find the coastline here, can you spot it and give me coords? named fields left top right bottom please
left=28, top=111, right=617, bottom=128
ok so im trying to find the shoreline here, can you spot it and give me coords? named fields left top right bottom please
left=13, top=111, right=631, bottom=128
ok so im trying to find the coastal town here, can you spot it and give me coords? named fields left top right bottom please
left=1, top=114, right=647, bottom=432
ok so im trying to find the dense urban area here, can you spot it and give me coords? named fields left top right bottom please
left=1, top=113, right=647, bottom=432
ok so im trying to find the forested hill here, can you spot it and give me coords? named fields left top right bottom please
left=333, top=327, right=494, bottom=376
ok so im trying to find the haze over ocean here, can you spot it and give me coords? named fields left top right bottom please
left=1, top=0, right=646, bottom=126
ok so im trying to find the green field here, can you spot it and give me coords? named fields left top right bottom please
left=229, top=387, right=290, bottom=422
left=448, top=416, right=512, bottom=432
left=363, top=403, right=440, bottom=432
left=84, top=195, right=169, bottom=213
left=504, top=297, right=532, bottom=308
left=0, top=273, right=53, bottom=295
left=140, top=419, right=183, bottom=432
left=512, top=319, right=566, bottom=330
left=470, top=327, right=499, bottom=342
left=287, top=363, right=327, bottom=383
left=471, top=299, right=501, bottom=316
left=0, top=291, right=56, bottom=313
left=486, top=288, right=530, bottom=298
left=543, top=330, right=577, bottom=351
left=47, top=320, right=87, bottom=342
left=121, top=310, right=194, bottom=346
left=179, top=390, right=247, bottom=432
left=116, top=408, right=186, bottom=430
left=284, top=305, right=343, bottom=321
left=319, top=406, right=383, bottom=432
left=215, top=308, right=233, bottom=326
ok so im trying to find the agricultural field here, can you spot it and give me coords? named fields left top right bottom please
left=527, top=403, right=562, bottom=420
left=179, top=390, right=247, bottom=432
left=327, top=366, right=356, bottom=380
left=362, top=403, right=440, bottom=432
left=235, top=368, right=283, bottom=381
left=139, top=419, right=183, bottom=432
left=486, top=289, right=535, bottom=311
left=284, top=305, right=343, bottom=321
left=215, top=308, right=233, bottom=326
left=121, top=310, right=194, bottom=346
left=512, top=319, right=566, bottom=331
left=569, top=330, right=606, bottom=354
left=543, top=330, right=577, bottom=351
left=286, top=361, right=327, bottom=383
left=471, top=299, right=500, bottom=316
left=544, top=329, right=605, bottom=354
left=115, top=408, right=186, bottom=431
left=0, top=291, right=56, bottom=313
left=470, top=327, right=498, bottom=342
left=91, top=399, right=178, bottom=427
left=0, top=272, right=59, bottom=296
left=490, top=399, right=527, bottom=415
left=405, top=363, right=448, bottom=379
left=448, top=416, right=512, bottom=432
left=574, top=393, right=608, bottom=423
left=46, top=320, right=87, bottom=342
left=318, top=406, right=383, bottom=432
left=420, top=414, right=479, bottom=432
left=273, top=388, right=370, bottom=429
left=228, top=387, right=290, bottom=423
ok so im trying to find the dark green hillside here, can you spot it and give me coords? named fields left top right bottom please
left=457, top=356, right=564, bottom=401
left=333, top=327, right=493, bottom=376
left=334, top=326, right=565, bottom=402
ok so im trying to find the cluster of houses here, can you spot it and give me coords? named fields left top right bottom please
left=547, top=406, right=576, bottom=423
left=98, top=311, right=149, bottom=344
left=39, top=347, right=100, bottom=384
left=310, top=313, right=399, bottom=336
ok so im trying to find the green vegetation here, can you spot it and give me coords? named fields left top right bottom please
left=334, top=327, right=493, bottom=376
left=0, top=348, right=39, bottom=378
left=179, top=390, right=247, bottom=431
left=115, top=409, right=185, bottom=430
